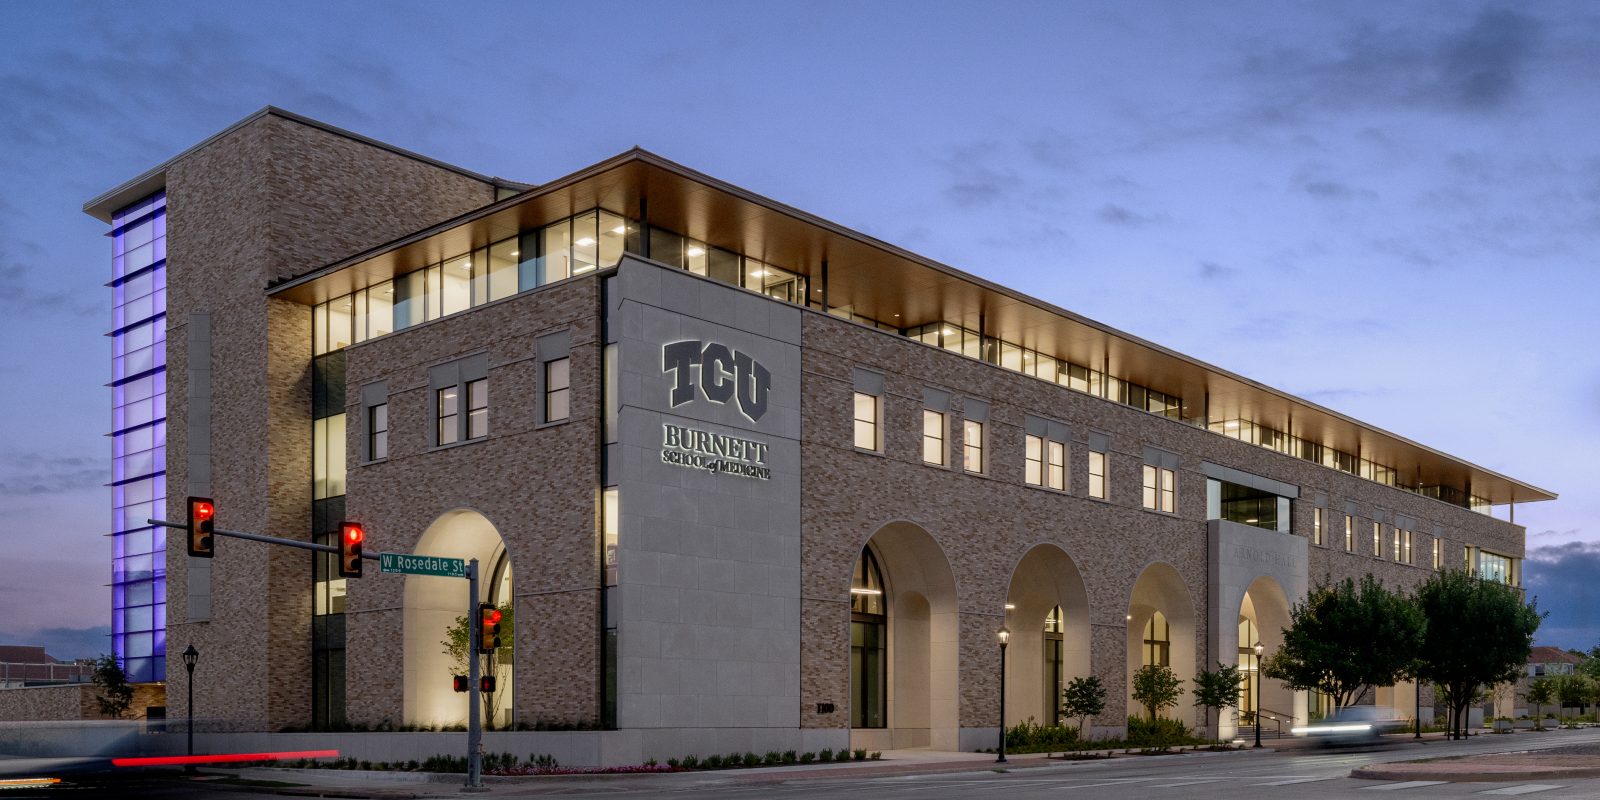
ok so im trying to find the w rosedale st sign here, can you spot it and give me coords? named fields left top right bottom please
left=379, top=552, right=468, bottom=578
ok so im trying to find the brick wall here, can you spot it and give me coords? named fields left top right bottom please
left=162, top=112, right=497, bottom=731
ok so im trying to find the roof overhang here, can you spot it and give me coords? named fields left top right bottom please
left=268, top=149, right=1556, bottom=508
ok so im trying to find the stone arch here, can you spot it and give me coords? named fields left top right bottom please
left=1003, top=544, right=1092, bottom=727
left=848, top=521, right=960, bottom=752
left=1125, top=561, right=1197, bottom=723
left=1227, top=574, right=1296, bottom=739
left=402, top=508, right=513, bottom=728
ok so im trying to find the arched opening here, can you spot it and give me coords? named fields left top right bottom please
left=1234, top=575, right=1295, bottom=736
left=1126, top=562, right=1196, bottom=723
left=402, top=509, right=514, bottom=728
left=1002, top=544, right=1091, bottom=727
left=849, top=522, right=959, bottom=751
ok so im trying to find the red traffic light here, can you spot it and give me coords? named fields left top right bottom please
left=338, top=521, right=364, bottom=578
left=187, top=497, right=215, bottom=558
left=452, top=675, right=468, bottom=693
left=480, top=676, right=496, bottom=693
left=483, top=608, right=502, bottom=625
left=477, top=603, right=503, bottom=654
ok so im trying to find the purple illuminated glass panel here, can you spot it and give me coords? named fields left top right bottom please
left=110, top=191, right=166, bottom=684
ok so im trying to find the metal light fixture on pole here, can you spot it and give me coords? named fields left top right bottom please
left=1415, top=678, right=1422, bottom=739
left=1252, top=642, right=1264, bottom=749
left=182, top=645, right=199, bottom=772
left=996, top=626, right=1010, bottom=763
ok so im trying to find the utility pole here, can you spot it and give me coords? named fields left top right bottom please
left=466, top=559, right=484, bottom=791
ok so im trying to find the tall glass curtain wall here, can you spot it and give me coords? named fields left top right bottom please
left=110, top=192, right=168, bottom=684
left=311, top=351, right=347, bottom=727
left=308, top=207, right=1487, bottom=512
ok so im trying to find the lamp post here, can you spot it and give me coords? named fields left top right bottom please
left=182, top=645, right=199, bottom=771
left=996, top=626, right=1010, bottom=763
left=1415, top=678, right=1422, bottom=739
left=1252, top=642, right=1264, bottom=749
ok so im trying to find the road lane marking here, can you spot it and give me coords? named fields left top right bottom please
left=1058, top=778, right=1155, bottom=790
left=1478, top=786, right=1564, bottom=796
left=1251, top=776, right=1341, bottom=786
left=1362, top=780, right=1450, bottom=791
left=1148, top=778, right=1225, bottom=787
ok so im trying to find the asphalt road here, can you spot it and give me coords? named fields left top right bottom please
left=10, top=729, right=1600, bottom=799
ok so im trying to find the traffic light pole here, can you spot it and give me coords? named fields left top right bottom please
left=148, top=519, right=381, bottom=559
left=466, top=558, right=484, bottom=792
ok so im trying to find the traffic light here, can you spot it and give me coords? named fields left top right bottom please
left=477, top=603, right=501, bottom=654
left=338, top=522, right=364, bottom=578
left=480, top=676, right=496, bottom=693
left=453, top=675, right=468, bottom=693
left=186, top=497, right=215, bottom=558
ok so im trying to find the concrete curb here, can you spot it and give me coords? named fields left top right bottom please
left=1351, top=764, right=1600, bottom=783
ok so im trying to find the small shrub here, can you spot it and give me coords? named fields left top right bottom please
left=645, top=758, right=658, bottom=767
left=799, top=751, right=815, bottom=764
left=667, top=758, right=680, bottom=769
left=819, top=748, right=835, bottom=762
left=530, top=753, right=559, bottom=770
left=782, top=750, right=797, bottom=764
left=742, top=751, right=760, bottom=767
left=763, top=751, right=782, bottom=765
left=681, top=755, right=700, bottom=769
left=405, top=760, right=420, bottom=771
left=704, top=754, right=724, bottom=769
left=853, top=748, right=867, bottom=761
left=869, top=751, right=881, bottom=760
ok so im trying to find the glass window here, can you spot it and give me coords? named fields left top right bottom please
left=1143, top=612, right=1170, bottom=667
left=466, top=378, right=488, bottom=440
left=1372, top=521, right=1382, bottom=557
left=922, top=409, right=945, bottom=465
left=1088, top=449, right=1107, bottom=499
left=850, top=548, right=886, bottom=729
left=437, top=386, right=459, bottom=446
left=963, top=419, right=983, bottom=473
left=541, top=220, right=572, bottom=285
left=313, top=413, right=346, bottom=500
left=1142, top=465, right=1176, bottom=512
left=603, top=488, right=619, bottom=587
left=545, top=358, right=571, bottom=423
left=1479, top=551, right=1512, bottom=584
left=486, top=240, right=519, bottom=302
left=1432, top=538, right=1443, bottom=570
left=1047, top=441, right=1065, bottom=491
left=572, top=211, right=601, bottom=274
left=368, top=403, right=388, bottom=460
left=1025, top=435, right=1044, bottom=486
left=1344, top=514, right=1354, bottom=552
left=1312, top=507, right=1324, bottom=546
left=598, top=211, right=627, bottom=270
left=440, top=254, right=471, bottom=316
left=853, top=392, right=879, bottom=451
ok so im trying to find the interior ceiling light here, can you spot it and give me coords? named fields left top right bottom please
left=849, top=588, right=882, bottom=596
left=749, top=270, right=767, bottom=278
left=576, top=237, right=596, bottom=247
left=611, top=226, right=627, bottom=234
left=1225, top=420, right=1240, bottom=429
left=510, top=251, right=519, bottom=257
left=686, top=246, right=705, bottom=257
left=941, top=328, right=956, bottom=336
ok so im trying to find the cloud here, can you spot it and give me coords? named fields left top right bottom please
left=0, top=627, right=112, bottom=662
left=1523, top=541, right=1600, bottom=651
left=0, top=247, right=99, bottom=319
left=1198, top=261, right=1236, bottom=281
left=1235, top=8, right=1545, bottom=119
left=0, top=452, right=103, bottom=496
left=1097, top=203, right=1167, bottom=226
left=938, top=141, right=1018, bottom=208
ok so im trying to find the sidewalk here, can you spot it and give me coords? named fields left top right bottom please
left=1352, top=742, right=1600, bottom=783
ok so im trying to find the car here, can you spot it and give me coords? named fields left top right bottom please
left=1291, top=706, right=1405, bottom=745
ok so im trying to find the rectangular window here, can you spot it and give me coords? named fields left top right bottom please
left=1398, top=530, right=1412, bottom=564
left=466, top=378, right=488, bottom=440
left=1479, top=551, right=1513, bottom=584
left=1432, top=538, right=1443, bottom=570
left=1344, top=514, right=1354, bottom=552
left=437, top=386, right=459, bottom=446
left=1312, top=507, right=1324, bottom=546
left=1025, top=435, right=1044, bottom=486
left=544, top=357, right=570, bottom=423
left=963, top=419, right=984, bottom=473
left=1088, top=449, right=1107, bottom=499
left=1372, top=521, right=1382, bottom=557
left=853, top=392, right=880, bottom=451
left=1047, top=441, right=1065, bottom=491
left=922, top=410, right=945, bottom=465
left=1142, top=465, right=1176, bottom=512
left=368, top=403, right=388, bottom=460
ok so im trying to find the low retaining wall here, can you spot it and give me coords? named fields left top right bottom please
left=0, top=684, right=102, bottom=722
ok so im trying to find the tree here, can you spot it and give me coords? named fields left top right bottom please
left=1131, top=664, right=1183, bottom=722
left=1526, top=677, right=1554, bottom=728
left=1414, top=569, right=1542, bottom=740
left=90, top=653, right=133, bottom=720
left=442, top=603, right=515, bottom=730
left=1191, top=662, right=1242, bottom=739
left=1262, top=575, right=1424, bottom=712
left=1552, top=674, right=1593, bottom=724
left=1060, top=675, right=1106, bottom=741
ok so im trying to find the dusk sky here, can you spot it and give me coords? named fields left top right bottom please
left=1, top=2, right=1595, bottom=661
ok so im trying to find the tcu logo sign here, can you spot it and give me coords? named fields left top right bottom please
left=662, top=339, right=772, bottom=422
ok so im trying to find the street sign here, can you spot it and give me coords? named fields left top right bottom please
left=379, top=552, right=467, bottom=578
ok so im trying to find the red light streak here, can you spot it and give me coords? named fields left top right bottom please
left=111, top=749, right=338, bottom=767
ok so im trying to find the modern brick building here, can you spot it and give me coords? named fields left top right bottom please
left=83, top=107, right=1553, bottom=761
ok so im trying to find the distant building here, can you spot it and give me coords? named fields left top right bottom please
left=1526, top=646, right=1584, bottom=678
left=0, top=646, right=93, bottom=689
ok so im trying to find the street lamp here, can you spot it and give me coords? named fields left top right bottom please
left=182, top=645, right=199, bottom=770
left=1252, top=642, right=1264, bottom=749
left=996, top=626, right=1011, bottom=763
